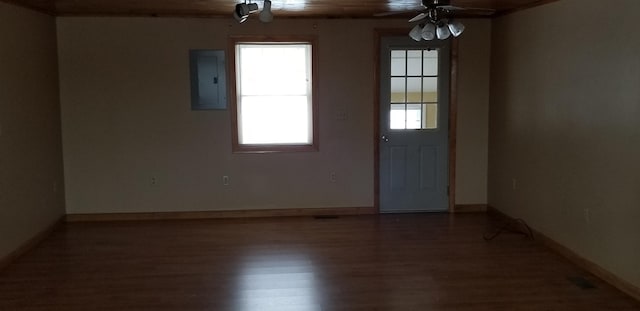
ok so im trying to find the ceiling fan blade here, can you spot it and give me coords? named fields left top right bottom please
left=374, top=10, right=415, bottom=17
left=440, top=5, right=495, bottom=15
left=440, top=5, right=465, bottom=10
left=408, top=12, right=428, bottom=22
left=373, top=7, right=424, bottom=17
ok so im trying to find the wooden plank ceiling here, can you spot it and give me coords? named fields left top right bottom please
left=6, top=0, right=556, bottom=18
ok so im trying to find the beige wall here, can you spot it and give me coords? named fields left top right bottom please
left=57, top=17, right=490, bottom=214
left=455, top=19, right=491, bottom=204
left=489, top=0, right=640, bottom=288
left=0, top=3, right=65, bottom=258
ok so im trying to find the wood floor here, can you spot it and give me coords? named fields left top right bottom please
left=1, top=213, right=638, bottom=310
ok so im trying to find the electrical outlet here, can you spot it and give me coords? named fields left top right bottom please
left=151, top=177, right=157, bottom=185
left=329, top=172, right=337, bottom=183
left=222, top=175, right=230, bottom=186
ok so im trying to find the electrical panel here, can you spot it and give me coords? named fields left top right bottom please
left=189, top=50, right=227, bottom=110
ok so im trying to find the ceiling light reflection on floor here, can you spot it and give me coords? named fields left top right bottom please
left=234, top=252, right=321, bottom=311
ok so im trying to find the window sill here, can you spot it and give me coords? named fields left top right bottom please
left=232, top=144, right=319, bottom=154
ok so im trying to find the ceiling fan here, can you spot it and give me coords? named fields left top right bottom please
left=376, top=0, right=495, bottom=22
left=376, top=0, right=494, bottom=41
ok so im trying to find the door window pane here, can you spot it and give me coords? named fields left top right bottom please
left=405, top=104, right=422, bottom=129
left=424, top=103, right=438, bottom=129
left=423, top=50, right=439, bottom=76
left=388, top=48, right=439, bottom=130
left=407, top=50, right=423, bottom=76
left=406, top=77, right=422, bottom=102
left=422, top=77, right=438, bottom=102
left=390, top=50, right=406, bottom=76
left=390, top=104, right=406, bottom=129
left=390, top=77, right=406, bottom=103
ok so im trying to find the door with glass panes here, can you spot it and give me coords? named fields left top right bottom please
left=379, top=36, right=450, bottom=213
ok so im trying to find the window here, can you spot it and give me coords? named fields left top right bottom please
left=389, top=49, right=439, bottom=130
left=229, top=36, right=318, bottom=153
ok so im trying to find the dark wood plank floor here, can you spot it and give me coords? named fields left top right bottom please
left=1, top=213, right=638, bottom=310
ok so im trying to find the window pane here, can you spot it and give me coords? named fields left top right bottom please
left=239, top=95, right=311, bottom=144
left=238, top=45, right=310, bottom=96
left=407, top=77, right=422, bottom=102
left=390, top=104, right=426, bottom=130
left=422, top=77, right=438, bottom=102
left=233, top=40, right=315, bottom=150
left=423, top=49, right=438, bottom=76
left=390, top=78, right=406, bottom=103
left=406, top=103, right=422, bottom=129
left=388, top=47, right=439, bottom=131
left=425, top=103, right=438, bottom=129
left=390, top=50, right=406, bottom=76
left=407, top=50, right=422, bottom=76
left=390, top=104, right=406, bottom=130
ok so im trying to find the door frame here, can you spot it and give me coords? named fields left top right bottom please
left=373, top=29, right=458, bottom=213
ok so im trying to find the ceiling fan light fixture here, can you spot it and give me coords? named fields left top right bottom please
left=409, top=24, right=423, bottom=41
left=421, top=22, right=436, bottom=40
left=233, top=1, right=259, bottom=23
left=259, top=0, right=273, bottom=22
left=436, top=22, right=451, bottom=40
left=447, top=19, right=465, bottom=37
left=247, top=2, right=259, bottom=13
left=233, top=3, right=249, bottom=23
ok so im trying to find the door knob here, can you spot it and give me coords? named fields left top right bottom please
left=381, top=135, right=389, bottom=142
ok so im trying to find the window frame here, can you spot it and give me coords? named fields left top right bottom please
left=228, top=35, right=319, bottom=153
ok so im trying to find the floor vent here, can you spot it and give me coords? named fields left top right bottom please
left=567, top=276, right=597, bottom=289
left=313, top=215, right=339, bottom=219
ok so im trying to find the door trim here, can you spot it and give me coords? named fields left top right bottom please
left=373, top=29, right=458, bottom=213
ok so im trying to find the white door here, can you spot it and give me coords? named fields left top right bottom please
left=379, top=36, right=450, bottom=213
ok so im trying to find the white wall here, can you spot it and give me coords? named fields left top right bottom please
left=489, top=0, right=640, bottom=288
left=0, top=2, right=65, bottom=259
left=57, top=17, right=491, bottom=214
